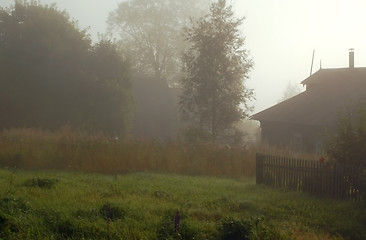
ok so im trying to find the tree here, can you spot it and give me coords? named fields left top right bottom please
left=324, top=100, right=366, bottom=167
left=86, top=40, right=133, bottom=135
left=0, top=2, right=132, bottom=135
left=180, top=0, right=253, bottom=142
left=107, top=0, right=208, bottom=83
left=278, top=81, right=302, bottom=102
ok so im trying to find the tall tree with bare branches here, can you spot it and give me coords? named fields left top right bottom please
left=108, top=0, right=208, bottom=83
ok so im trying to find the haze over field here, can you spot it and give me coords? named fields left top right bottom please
left=1, top=0, right=366, bottom=113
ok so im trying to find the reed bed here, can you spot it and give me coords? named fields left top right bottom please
left=0, top=128, right=257, bottom=178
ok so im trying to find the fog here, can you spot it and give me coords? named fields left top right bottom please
left=2, top=0, right=366, bottom=113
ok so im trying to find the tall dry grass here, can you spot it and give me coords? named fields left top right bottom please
left=255, top=141, right=320, bottom=161
left=0, top=127, right=257, bottom=178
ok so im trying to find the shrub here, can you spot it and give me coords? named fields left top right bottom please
left=324, top=100, right=366, bottom=166
left=23, top=178, right=59, bottom=189
left=250, top=217, right=286, bottom=240
left=217, top=217, right=286, bottom=240
left=324, top=100, right=366, bottom=200
left=0, top=211, right=19, bottom=237
left=218, top=217, right=251, bottom=240
left=0, top=195, right=29, bottom=214
left=99, top=203, right=126, bottom=221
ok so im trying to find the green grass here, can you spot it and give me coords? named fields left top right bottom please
left=0, top=169, right=365, bottom=240
left=0, top=128, right=365, bottom=239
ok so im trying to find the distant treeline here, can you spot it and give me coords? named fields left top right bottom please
left=0, top=1, right=254, bottom=142
left=0, top=2, right=132, bottom=135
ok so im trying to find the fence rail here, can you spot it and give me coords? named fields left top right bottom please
left=256, top=153, right=363, bottom=201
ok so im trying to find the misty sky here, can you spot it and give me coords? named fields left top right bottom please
left=2, top=0, right=366, bottom=113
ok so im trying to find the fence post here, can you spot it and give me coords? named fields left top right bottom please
left=256, top=153, right=264, bottom=185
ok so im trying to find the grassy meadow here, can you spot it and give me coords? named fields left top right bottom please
left=0, top=128, right=365, bottom=239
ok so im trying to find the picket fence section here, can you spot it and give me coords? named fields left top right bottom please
left=256, top=153, right=363, bottom=201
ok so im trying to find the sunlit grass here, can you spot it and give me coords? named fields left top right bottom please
left=0, top=169, right=364, bottom=239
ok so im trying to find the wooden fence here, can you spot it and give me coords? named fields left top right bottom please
left=256, top=153, right=364, bottom=201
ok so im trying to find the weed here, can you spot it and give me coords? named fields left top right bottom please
left=157, top=210, right=197, bottom=240
left=0, top=211, right=19, bottom=237
left=73, top=208, right=99, bottom=220
left=251, top=217, right=287, bottom=240
left=152, top=190, right=171, bottom=199
left=23, top=178, right=59, bottom=189
left=218, top=217, right=287, bottom=240
left=99, top=203, right=126, bottom=221
left=0, top=195, right=29, bottom=214
left=218, top=217, right=251, bottom=240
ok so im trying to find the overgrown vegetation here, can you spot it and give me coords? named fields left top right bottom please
left=324, top=100, right=366, bottom=167
left=324, top=100, right=366, bottom=198
left=23, top=177, right=59, bottom=189
left=0, top=127, right=365, bottom=239
left=0, top=170, right=364, bottom=239
left=0, top=127, right=256, bottom=178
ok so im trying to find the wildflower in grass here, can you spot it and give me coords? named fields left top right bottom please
left=174, top=210, right=180, bottom=232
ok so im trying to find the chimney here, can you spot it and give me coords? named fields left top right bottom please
left=349, top=48, right=354, bottom=68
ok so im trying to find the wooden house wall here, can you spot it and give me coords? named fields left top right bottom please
left=260, top=121, right=325, bottom=153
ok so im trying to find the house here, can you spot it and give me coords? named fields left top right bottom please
left=252, top=49, right=366, bottom=153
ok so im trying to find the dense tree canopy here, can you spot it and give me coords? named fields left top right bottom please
left=0, top=2, right=132, bottom=135
left=180, top=0, right=253, bottom=142
left=107, top=0, right=208, bottom=84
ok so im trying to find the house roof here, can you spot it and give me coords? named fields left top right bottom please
left=252, top=67, right=366, bottom=127
left=301, top=67, right=366, bottom=86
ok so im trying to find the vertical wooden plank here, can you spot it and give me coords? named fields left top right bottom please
left=297, top=158, right=301, bottom=192
left=256, top=153, right=263, bottom=185
left=284, top=156, right=288, bottom=189
left=254, top=154, right=361, bottom=201
left=265, top=154, right=270, bottom=186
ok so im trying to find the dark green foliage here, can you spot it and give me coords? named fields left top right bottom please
left=250, top=217, right=285, bottom=240
left=0, top=196, right=28, bottom=238
left=37, top=208, right=113, bottom=239
left=361, top=170, right=366, bottom=201
left=324, top=101, right=366, bottom=200
left=157, top=210, right=197, bottom=240
left=0, top=211, right=19, bottom=237
left=54, top=219, right=75, bottom=239
left=218, top=218, right=251, bottom=240
left=180, top=0, right=253, bottom=142
left=0, top=213, right=5, bottom=231
left=23, top=178, right=59, bottom=189
left=0, top=2, right=132, bottom=135
left=324, top=100, right=366, bottom=166
left=73, top=208, right=99, bottom=220
left=0, top=196, right=29, bottom=214
left=99, top=203, right=126, bottom=221
left=218, top=217, right=284, bottom=240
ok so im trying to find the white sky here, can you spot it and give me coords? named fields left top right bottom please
left=1, top=0, right=366, bottom=113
